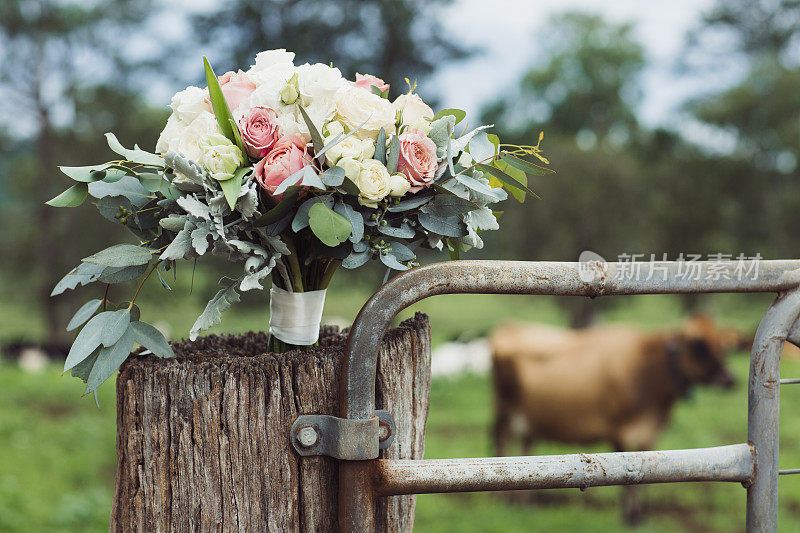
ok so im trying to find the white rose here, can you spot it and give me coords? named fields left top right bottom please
left=324, top=136, right=376, bottom=166
left=356, top=159, right=391, bottom=207
left=200, top=133, right=244, bottom=181
left=250, top=49, right=295, bottom=72
left=335, top=85, right=397, bottom=140
left=388, top=173, right=411, bottom=197
left=393, top=92, right=434, bottom=129
left=273, top=110, right=309, bottom=142
left=156, top=113, right=187, bottom=154
left=175, top=112, right=222, bottom=162
left=296, top=63, right=345, bottom=106
left=298, top=99, right=337, bottom=137
left=325, top=120, right=346, bottom=138
left=338, top=157, right=362, bottom=182
left=170, top=86, right=212, bottom=123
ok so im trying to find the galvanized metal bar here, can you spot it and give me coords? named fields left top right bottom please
left=341, top=260, right=800, bottom=421
left=779, top=378, right=800, bottom=385
left=746, top=288, right=800, bottom=532
left=335, top=260, right=800, bottom=532
left=779, top=469, right=800, bottom=475
left=375, top=444, right=755, bottom=495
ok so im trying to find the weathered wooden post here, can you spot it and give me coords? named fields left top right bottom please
left=110, top=314, right=431, bottom=532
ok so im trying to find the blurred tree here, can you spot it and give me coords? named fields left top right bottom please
left=686, top=0, right=800, bottom=258
left=0, top=0, right=164, bottom=344
left=482, top=13, right=648, bottom=327
left=192, top=0, right=469, bottom=98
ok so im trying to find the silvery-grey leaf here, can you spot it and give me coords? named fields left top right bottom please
left=450, top=125, right=493, bottom=155
left=388, top=241, right=416, bottom=261
left=461, top=224, right=484, bottom=249
left=465, top=206, right=499, bottom=231
left=300, top=166, right=326, bottom=190
left=160, top=225, right=194, bottom=261
left=189, top=278, right=241, bottom=340
left=159, top=215, right=188, bottom=232
left=177, top=195, right=211, bottom=220
left=130, top=321, right=174, bottom=358
left=88, top=176, right=152, bottom=208
left=64, top=311, right=114, bottom=371
left=236, top=184, right=258, bottom=219
left=260, top=234, right=291, bottom=255
left=85, top=324, right=135, bottom=394
left=417, top=213, right=468, bottom=238
left=66, top=299, right=103, bottom=332
left=102, top=308, right=131, bottom=347
left=455, top=174, right=498, bottom=196
left=468, top=131, right=495, bottom=162
left=227, top=239, right=253, bottom=253
left=428, top=116, right=455, bottom=152
left=387, top=194, right=434, bottom=212
left=164, top=151, right=209, bottom=184
left=97, top=263, right=149, bottom=284
left=378, top=222, right=416, bottom=239
left=353, top=241, right=368, bottom=253
left=191, top=224, right=212, bottom=255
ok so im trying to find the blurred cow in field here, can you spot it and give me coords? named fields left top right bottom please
left=490, top=315, right=736, bottom=524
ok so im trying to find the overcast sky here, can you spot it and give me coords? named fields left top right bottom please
left=428, top=0, right=719, bottom=128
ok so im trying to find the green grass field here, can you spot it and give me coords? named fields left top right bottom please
left=1, top=274, right=799, bottom=531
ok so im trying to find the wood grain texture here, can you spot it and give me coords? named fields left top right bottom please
left=110, top=314, right=431, bottom=532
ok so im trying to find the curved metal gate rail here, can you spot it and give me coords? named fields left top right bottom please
left=290, top=260, right=800, bottom=532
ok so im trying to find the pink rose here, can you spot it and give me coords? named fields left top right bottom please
left=352, top=73, right=390, bottom=93
left=239, top=107, right=279, bottom=159
left=254, top=135, right=312, bottom=198
left=396, top=129, right=437, bottom=192
left=218, top=70, right=256, bottom=112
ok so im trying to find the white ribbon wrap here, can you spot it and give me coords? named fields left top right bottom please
left=269, top=286, right=327, bottom=345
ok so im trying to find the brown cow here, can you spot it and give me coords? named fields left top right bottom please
left=490, top=315, right=735, bottom=524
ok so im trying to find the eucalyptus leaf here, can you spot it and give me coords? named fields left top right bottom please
left=417, top=213, right=468, bottom=238
left=388, top=241, right=416, bottom=261
left=102, top=309, right=131, bottom=347
left=432, top=108, right=466, bottom=124
left=85, top=325, right=135, bottom=394
left=320, top=166, right=345, bottom=187
left=298, top=105, right=324, bottom=153
left=292, top=195, right=333, bottom=232
left=380, top=252, right=409, bottom=271
left=59, top=164, right=113, bottom=182
left=156, top=265, right=172, bottom=290
left=51, top=262, right=106, bottom=296
left=97, top=263, right=149, bottom=284
left=64, top=311, right=114, bottom=371
left=46, top=183, right=88, bottom=207
left=300, top=166, right=325, bottom=190
left=88, top=176, right=153, bottom=208
left=498, top=152, right=555, bottom=176
left=70, top=346, right=100, bottom=384
left=333, top=201, right=364, bottom=243
left=83, top=244, right=154, bottom=268
left=105, top=133, right=163, bottom=166
left=97, top=195, right=135, bottom=224
left=273, top=167, right=305, bottom=196
left=374, top=128, right=387, bottom=164
left=387, top=193, right=433, bottom=212
left=66, top=299, right=103, bottom=332
left=378, top=221, right=415, bottom=239
left=308, top=202, right=352, bottom=247
left=342, top=251, right=370, bottom=269
left=387, top=135, right=400, bottom=174
left=131, top=321, right=174, bottom=358
left=419, top=194, right=479, bottom=217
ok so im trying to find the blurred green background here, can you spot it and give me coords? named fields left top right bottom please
left=1, top=0, right=799, bottom=531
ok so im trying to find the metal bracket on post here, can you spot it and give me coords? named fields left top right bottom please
left=290, top=410, right=396, bottom=460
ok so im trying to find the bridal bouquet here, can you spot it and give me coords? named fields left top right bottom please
left=49, top=49, right=551, bottom=395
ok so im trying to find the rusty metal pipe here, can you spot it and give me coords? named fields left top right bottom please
left=375, top=444, right=755, bottom=495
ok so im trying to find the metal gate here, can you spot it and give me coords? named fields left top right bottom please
left=291, top=259, right=800, bottom=532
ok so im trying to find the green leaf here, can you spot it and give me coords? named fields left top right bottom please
left=255, top=188, right=300, bottom=226
left=59, top=164, right=113, bottom=182
left=203, top=57, right=237, bottom=144
left=51, top=262, right=106, bottom=296
left=131, top=321, right=174, bottom=358
left=416, top=213, right=468, bottom=237
left=374, top=128, right=387, bottom=164
left=308, top=202, right=352, bottom=247
left=380, top=252, right=409, bottom=271
left=476, top=163, right=536, bottom=202
left=101, top=309, right=131, bottom=347
left=298, top=106, right=324, bottom=153
left=64, top=311, right=114, bottom=371
left=228, top=118, right=248, bottom=156
left=420, top=194, right=479, bottom=217
left=432, top=108, right=466, bottom=124
left=83, top=244, right=154, bottom=267
left=387, top=135, right=400, bottom=174
left=66, top=299, right=103, bottom=332
left=219, top=166, right=248, bottom=210
left=71, top=346, right=101, bottom=384
left=105, top=133, right=163, bottom=166
left=46, top=183, right=88, bottom=207
left=498, top=152, right=555, bottom=176
left=139, top=172, right=165, bottom=192
left=85, top=325, right=134, bottom=394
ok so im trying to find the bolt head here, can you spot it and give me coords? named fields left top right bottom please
left=378, top=424, right=390, bottom=441
left=297, top=426, right=318, bottom=447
